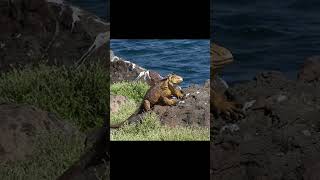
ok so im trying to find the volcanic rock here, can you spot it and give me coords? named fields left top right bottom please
left=211, top=57, right=320, bottom=180
left=0, top=103, right=78, bottom=163
left=0, top=0, right=110, bottom=72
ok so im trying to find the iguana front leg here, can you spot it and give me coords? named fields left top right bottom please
left=211, top=89, right=243, bottom=120
left=161, top=96, right=178, bottom=106
left=168, top=84, right=184, bottom=99
left=143, top=100, right=151, bottom=111
left=173, top=88, right=184, bottom=99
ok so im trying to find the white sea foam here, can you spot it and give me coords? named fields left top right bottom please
left=71, top=6, right=82, bottom=32
left=46, top=0, right=64, bottom=4
left=76, top=32, right=109, bottom=66
left=93, top=18, right=109, bottom=26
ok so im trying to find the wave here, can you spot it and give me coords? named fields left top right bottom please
left=111, top=40, right=210, bottom=86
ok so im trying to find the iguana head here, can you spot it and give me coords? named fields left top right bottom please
left=211, top=43, right=234, bottom=70
left=167, top=74, right=183, bottom=85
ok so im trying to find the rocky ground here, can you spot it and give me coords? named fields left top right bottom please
left=0, top=103, right=109, bottom=180
left=110, top=50, right=163, bottom=86
left=0, top=103, right=79, bottom=163
left=0, top=0, right=109, bottom=72
left=110, top=51, right=210, bottom=128
left=110, top=95, right=130, bottom=114
left=211, top=56, right=320, bottom=180
left=152, top=82, right=210, bottom=127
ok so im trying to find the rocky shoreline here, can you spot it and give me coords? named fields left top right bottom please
left=110, top=50, right=210, bottom=128
left=211, top=56, right=320, bottom=180
left=0, top=0, right=109, bottom=72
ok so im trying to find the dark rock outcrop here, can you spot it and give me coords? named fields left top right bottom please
left=298, top=56, right=320, bottom=83
left=0, top=0, right=109, bottom=72
left=110, top=50, right=162, bottom=86
left=0, top=103, right=78, bottom=163
left=211, top=57, right=320, bottom=180
left=110, top=95, right=130, bottom=114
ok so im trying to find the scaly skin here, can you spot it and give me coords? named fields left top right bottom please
left=111, top=74, right=184, bottom=128
left=143, top=74, right=183, bottom=109
left=211, top=43, right=243, bottom=120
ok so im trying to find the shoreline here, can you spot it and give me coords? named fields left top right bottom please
left=110, top=50, right=209, bottom=88
left=110, top=50, right=210, bottom=140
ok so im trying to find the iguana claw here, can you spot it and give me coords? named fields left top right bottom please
left=212, top=90, right=244, bottom=120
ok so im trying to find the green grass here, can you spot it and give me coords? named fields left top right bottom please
left=0, top=130, right=85, bottom=180
left=0, top=62, right=109, bottom=179
left=110, top=82, right=209, bottom=141
left=111, top=112, right=209, bottom=141
left=110, top=81, right=149, bottom=103
left=0, top=62, right=109, bottom=131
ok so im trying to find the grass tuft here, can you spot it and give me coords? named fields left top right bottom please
left=110, top=81, right=149, bottom=103
left=111, top=112, right=209, bottom=141
left=0, top=62, right=109, bottom=131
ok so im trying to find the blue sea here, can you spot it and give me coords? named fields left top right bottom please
left=68, top=0, right=108, bottom=19
left=66, top=0, right=320, bottom=85
left=212, top=0, right=320, bottom=84
left=111, top=40, right=210, bottom=87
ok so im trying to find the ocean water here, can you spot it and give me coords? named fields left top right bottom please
left=212, top=0, right=320, bottom=83
left=68, top=0, right=108, bottom=20
left=111, top=40, right=210, bottom=87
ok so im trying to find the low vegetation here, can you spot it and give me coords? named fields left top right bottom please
left=110, top=81, right=209, bottom=141
left=0, top=62, right=109, bottom=179
left=0, top=62, right=109, bottom=131
left=0, top=130, right=85, bottom=180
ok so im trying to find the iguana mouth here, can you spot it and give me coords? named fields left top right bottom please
left=212, top=57, right=234, bottom=69
left=168, top=74, right=183, bottom=84
left=174, top=77, right=183, bottom=84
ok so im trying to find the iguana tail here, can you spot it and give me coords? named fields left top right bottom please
left=110, top=103, right=145, bottom=129
left=110, top=116, right=131, bottom=128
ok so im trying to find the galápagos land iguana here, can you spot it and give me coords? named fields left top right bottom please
left=110, top=74, right=184, bottom=128
left=211, top=43, right=243, bottom=120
